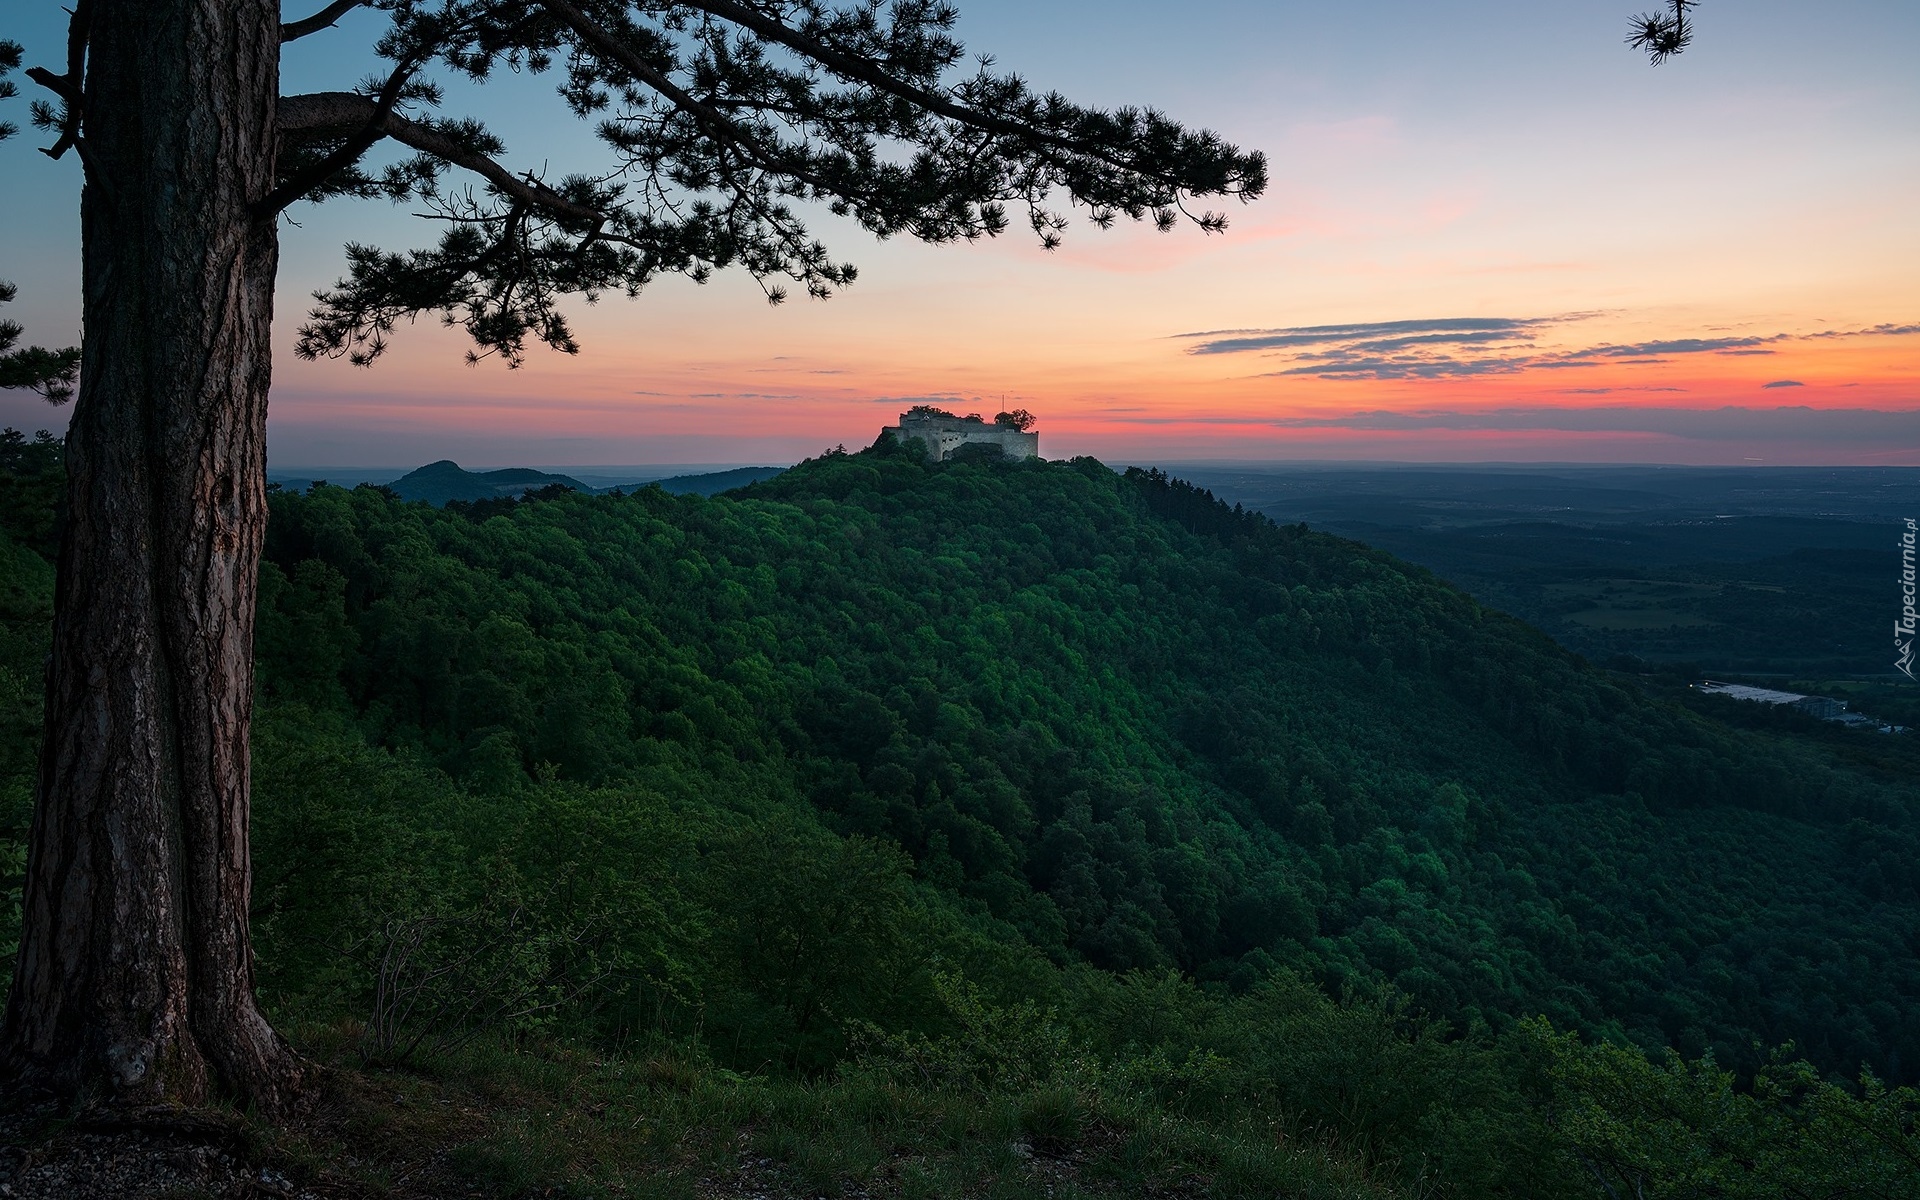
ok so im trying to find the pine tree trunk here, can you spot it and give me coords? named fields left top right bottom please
left=0, top=0, right=301, bottom=1112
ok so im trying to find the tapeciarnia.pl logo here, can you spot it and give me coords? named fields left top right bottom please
left=1899, top=517, right=1917, bottom=680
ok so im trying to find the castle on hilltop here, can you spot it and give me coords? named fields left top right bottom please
left=885, top=406, right=1039, bottom=461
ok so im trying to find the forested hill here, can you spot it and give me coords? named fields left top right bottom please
left=236, top=438, right=1920, bottom=1082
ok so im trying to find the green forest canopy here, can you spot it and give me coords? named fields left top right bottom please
left=259, top=441, right=1918, bottom=1074
left=3, top=432, right=1917, bottom=1195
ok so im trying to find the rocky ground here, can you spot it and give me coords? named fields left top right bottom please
left=1, top=1116, right=272, bottom=1199
left=0, top=1100, right=369, bottom=1200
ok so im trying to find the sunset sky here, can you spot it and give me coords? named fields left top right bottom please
left=2, top=0, right=1915, bottom=468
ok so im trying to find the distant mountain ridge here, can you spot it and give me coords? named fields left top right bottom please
left=367, top=461, right=790, bottom=505
left=648, top=466, right=786, bottom=496
left=387, top=460, right=591, bottom=506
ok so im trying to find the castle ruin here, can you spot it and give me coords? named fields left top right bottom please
left=885, top=406, right=1039, bottom=461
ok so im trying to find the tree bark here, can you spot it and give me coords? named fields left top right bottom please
left=0, top=0, right=302, bottom=1112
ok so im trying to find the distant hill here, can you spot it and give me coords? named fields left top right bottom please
left=649, top=466, right=786, bottom=496
left=387, top=460, right=590, bottom=505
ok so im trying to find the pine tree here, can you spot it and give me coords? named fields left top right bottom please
left=0, top=0, right=1263, bottom=1113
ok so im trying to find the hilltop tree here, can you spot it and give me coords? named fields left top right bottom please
left=0, top=0, right=1263, bottom=1112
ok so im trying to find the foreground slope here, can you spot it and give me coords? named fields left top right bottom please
left=246, top=442, right=1919, bottom=1079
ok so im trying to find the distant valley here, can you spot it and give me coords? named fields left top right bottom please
left=1170, top=463, right=1916, bottom=684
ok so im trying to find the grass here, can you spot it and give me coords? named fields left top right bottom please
left=84, top=1028, right=1406, bottom=1200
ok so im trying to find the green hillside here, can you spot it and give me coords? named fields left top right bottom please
left=239, top=439, right=1920, bottom=1079
left=3, top=434, right=1917, bottom=1196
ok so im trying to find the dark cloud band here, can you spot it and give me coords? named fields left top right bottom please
left=1179, top=317, right=1544, bottom=356
left=1102, top=405, right=1918, bottom=447
left=1176, top=315, right=1915, bottom=382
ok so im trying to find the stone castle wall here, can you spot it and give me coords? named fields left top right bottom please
left=886, top=412, right=1039, bottom=461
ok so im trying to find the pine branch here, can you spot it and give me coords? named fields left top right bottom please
left=292, top=0, right=1266, bottom=366
left=0, top=344, right=81, bottom=405
left=264, top=56, right=425, bottom=215
left=534, top=0, right=849, bottom=198
left=275, top=91, right=602, bottom=223
left=25, top=0, right=90, bottom=161
left=282, top=0, right=371, bottom=43
left=0, top=44, right=81, bottom=402
left=550, top=0, right=1263, bottom=204
left=684, top=0, right=1121, bottom=157
left=1628, top=0, right=1696, bottom=64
